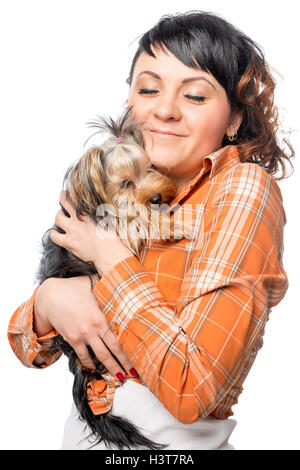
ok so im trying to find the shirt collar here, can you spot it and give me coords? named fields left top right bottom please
left=170, top=145, right=240, bottom=207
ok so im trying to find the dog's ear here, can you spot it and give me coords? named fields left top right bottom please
left=82, top=145, right=105, bottom=174
left=80, top=146, right=108, bottom=205
left=96, top=147, right=105, bottom=173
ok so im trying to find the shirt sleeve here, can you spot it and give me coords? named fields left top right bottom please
left=7, top=285, right=61, bottom=369
left=92, top=163, right=289, bottom=424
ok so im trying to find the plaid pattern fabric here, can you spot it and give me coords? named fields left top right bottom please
left=7, top=144, right=288, bottom=423
left=7, top=285, right=62, bottom=368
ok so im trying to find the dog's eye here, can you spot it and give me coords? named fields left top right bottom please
left=120, top=180, right=135, bottom=189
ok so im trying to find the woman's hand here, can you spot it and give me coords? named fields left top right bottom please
left=33, top=276, right=137, bottom=378
left=49, top=190, right=133, bottom=276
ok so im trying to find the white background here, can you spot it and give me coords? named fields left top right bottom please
left=1, top=0, right=299, bottom=450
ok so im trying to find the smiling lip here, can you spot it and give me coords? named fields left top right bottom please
left=150, top=129, right=185, bottom=137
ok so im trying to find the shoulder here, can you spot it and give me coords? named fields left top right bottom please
left=212, top=161, right=286, bottom=225
left=215, top=161, right=283, bottom=202
left=219, top=160, right=269, bottom=183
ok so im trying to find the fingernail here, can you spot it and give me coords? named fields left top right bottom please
left=129, top=368, right=138, bottom=377
left=116, top=372, right=125, bottom=381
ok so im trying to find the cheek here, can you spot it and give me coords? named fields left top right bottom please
left=191, top=103, right=230, bottom=140
left=128, top=94, right=149, bottom=121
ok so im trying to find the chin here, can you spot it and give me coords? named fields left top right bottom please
left=148, top=156, right=180, bottom=174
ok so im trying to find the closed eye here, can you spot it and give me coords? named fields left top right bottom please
left=138, top=88, right=158, bottom=95
left=120, top=180, right=135, bottom=189
left=184, top=94, right=206, bottom=102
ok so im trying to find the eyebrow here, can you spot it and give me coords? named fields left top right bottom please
left=137, top=71, right=216, bottom=90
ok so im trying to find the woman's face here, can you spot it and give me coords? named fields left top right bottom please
left=126, top=47, right=242, bottom=179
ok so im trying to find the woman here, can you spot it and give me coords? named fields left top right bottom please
left=7, top=11, right=293, bottom=450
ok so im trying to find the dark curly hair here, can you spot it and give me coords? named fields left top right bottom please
left=126, top=11, right=294, bottom=181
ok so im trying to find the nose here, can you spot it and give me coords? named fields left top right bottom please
left=150, top=193, right=162, bottom=205
left=153, top=92, right=181, bottom=121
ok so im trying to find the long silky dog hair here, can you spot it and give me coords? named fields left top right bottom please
left=34, top=106, right=186, bottom=450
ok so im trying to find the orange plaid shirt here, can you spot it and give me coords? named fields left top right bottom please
left=7, top=144, right=289, bottom=423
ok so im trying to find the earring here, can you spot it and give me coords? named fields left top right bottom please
left=227, top=126, right=238, bottom=142
left=228, top=132, right=237, bottom=142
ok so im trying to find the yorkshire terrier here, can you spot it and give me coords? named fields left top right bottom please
left=35, top=106, right=189, bottom=450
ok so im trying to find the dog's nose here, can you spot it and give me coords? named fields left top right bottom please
left=150, top=193, right=162, bottom=204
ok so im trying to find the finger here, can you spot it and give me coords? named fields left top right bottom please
left=59, top=202, right=71, bottom=218
left=101, top=325, right=138, bottom=376
left=72, top=343, right=96, bottom=371
left=88, top=335, right=127, bottom=379
left=49, top=227, right=68, bottom=247
left=59, top=190, right=77, bottom=219
left=55, top=208, right=71, bottom=230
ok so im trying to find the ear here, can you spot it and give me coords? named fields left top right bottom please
left=226, top=109, right=243, bottom=138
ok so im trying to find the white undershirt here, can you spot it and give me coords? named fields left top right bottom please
left=61, top=379, right=237, bottom=450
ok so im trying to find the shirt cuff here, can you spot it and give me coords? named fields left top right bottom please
left=8, top=285, right=60, bottom=369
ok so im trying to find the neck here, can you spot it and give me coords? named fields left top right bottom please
left=173, top=168, right=202, bottom=193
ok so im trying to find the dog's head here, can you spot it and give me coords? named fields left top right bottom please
left=61, top=107, right=181, bottom=254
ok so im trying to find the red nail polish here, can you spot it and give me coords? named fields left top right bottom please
left=116, top=372, right=125, bottom=381
left=129, top=368, right=138, bottom=377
